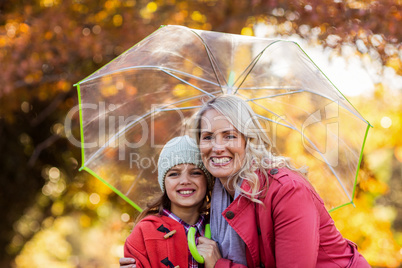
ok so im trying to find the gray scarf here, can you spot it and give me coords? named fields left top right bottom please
left=210, top=178, right=247, bottom=265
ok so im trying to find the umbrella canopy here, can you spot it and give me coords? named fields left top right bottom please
left=74, top=25, right=371, bottom=212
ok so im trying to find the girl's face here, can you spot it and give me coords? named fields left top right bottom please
left=165, top=163, right=207, bottom=213
left=199, top=109, right=246, bottom=182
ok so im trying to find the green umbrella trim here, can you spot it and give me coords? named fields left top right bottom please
left=76, top=84, right=143, bottom=212
left=81, top=167, right=143, bottom=212
left=328, top=123, right=371, bottom=213
left=76, top=83, right=86, bottom=166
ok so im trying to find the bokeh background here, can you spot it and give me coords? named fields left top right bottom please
left=1, top=0, right=402, bottom=267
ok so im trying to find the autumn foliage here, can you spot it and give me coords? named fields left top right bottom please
left=1, top=0, right=402, bottom=267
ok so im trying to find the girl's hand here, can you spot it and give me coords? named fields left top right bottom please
left=119, top=257, right=136, bottom=268
left=196, top=237, right=222, bottom=268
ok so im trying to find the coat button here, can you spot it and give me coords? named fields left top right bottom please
left=225, top=211, right=235, bottom=219
left=257, top=227, right=261, bottom=235
left=260, top=263, right=265, bottom=268
left=270, top=168, right=279, bottom=175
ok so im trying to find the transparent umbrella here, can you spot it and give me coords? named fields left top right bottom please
left=74, top=25, right=371, bottom=212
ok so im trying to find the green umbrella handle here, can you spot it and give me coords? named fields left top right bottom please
left=187, top=224, right=211, bottom=264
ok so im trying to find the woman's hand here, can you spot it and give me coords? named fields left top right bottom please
left=196, top=237, right=222, bottom=268
left=119, top=257, right=136, bottom=268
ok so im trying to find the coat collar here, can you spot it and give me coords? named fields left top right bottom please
left=220, top=168, right=289, bottom=267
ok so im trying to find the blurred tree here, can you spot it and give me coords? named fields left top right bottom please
left=1, top=0, right=401, bottom=267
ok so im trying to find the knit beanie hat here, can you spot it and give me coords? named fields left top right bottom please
left=158, top=135, right=211, bottom=192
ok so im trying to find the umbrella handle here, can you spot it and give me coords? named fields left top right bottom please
left=187, top=224, right=211, bottom=264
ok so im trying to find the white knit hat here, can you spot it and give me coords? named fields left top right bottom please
left=157, top=135, right=211, bottom=192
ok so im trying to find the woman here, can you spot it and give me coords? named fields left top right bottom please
left=193, top=95, right=370, bottom=267
left=121, top=95, right=370, bottom=267
left=123, top=135, right=214, bottom=268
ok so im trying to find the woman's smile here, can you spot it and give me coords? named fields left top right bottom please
left=210, top=157, right=232, bottom=165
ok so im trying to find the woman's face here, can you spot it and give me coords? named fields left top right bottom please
left=164, top=163, right=207, bottom=213
left=199, top=109, right=246, bottom=182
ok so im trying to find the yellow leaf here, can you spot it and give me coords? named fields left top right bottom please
left=113, top=14, right=123, bottom=27
left=386, top=56, right=402, bottom=73
left=241, top=27, right=253, bottom=36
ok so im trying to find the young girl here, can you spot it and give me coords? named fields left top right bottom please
left=124, top=135, right=213, bottom=268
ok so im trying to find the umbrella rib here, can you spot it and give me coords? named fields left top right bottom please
left=159, top=67, right=220, bottom=88
left=81, top=102, right=127, bottom=129
left=256, top=114, right=353, bottom=202
left=240, top=86, right=352, bottom=109
left=339, top=138, right=359, bottom=159
left=124, top=170, right=143, bottom=197
left=155, top=90, right=221, bottom=111
left=238, top=92, right=297, bottom=128
left=255, top=114, right=295, bottom=129
left=149, top=90, right=221, bottom=113
left=243, top=95, right=353, bottom=202
left=240, top=86, right=337, bottom=102
left=157, top=106, right=202, bottom=112
left=234, top=40, right=284, bottom=95
left=247, top=90, right=305, bottom=101
left=138, top=48, right=220, bottom=80
left=83, top=110, right=154, bottom=166
left=189, top=30, right=226, bottom=92
left=153, top=91, right=220, bottom=112
left=234, top=52, right=264, bottom=94
left=302, top=135, right=353, bottom=202
left=153, top=91, right=221, bottom=112
left=157, top=67, right=220, bottom=86
left=80, top=66, right=221, bottom=87
left=239, top=86, right=303, bottom=90
left=159, top=69, right=215, bottom=98
left=239, top=87, right=365, bottom=123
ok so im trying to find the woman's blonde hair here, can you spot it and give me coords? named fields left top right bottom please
left=191, top=94, right=304, bottom=203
